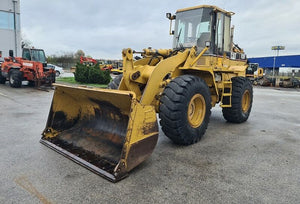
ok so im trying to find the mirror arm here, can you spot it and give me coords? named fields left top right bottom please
left=169, top=19, right=174, bottom=35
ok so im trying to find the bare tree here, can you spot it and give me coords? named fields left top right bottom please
left=74, top=50, right=85, bottom=60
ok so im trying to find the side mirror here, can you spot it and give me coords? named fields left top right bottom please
left=166, top=13, right=171, bottom=19
left=166, top=13, right=176, bottom=20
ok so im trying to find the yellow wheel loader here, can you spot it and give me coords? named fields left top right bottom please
left=41, top=5, right=253, bottom=182
left=246, top=63, right=264, bottom=83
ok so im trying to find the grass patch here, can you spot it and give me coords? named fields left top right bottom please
left=56, top=77, right=108, bottom=88
left=56, top=77, right=76, bottom=83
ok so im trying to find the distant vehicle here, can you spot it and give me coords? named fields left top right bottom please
left=279, top=78, right=300, bottom=88
left=48, top=64, right=64, bottom=77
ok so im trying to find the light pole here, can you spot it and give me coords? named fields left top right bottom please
left=271, top=46, right=285, bottom=81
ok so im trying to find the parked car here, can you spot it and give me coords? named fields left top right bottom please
left=47, top=64, right=64, bottom=77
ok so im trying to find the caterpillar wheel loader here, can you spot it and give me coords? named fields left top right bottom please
left=246, top=63, right=264, bottom=83
left=41, top=5, right=253, bottom=182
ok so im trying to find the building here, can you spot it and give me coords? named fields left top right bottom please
left=0, top=0, right=21, bottom=58
left=248, top=55, right=300, bottom=77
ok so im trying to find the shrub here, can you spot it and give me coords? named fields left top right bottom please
left=74, top=63, right=88, bottom=83
left=102, top=69, right=111, bottom=84
left=74, top=63, right=111, bottom=84
left=88, top=64, right=102, bottom=83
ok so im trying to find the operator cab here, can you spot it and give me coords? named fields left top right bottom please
left=22, top=48, right=48, bottom=67
left=167, top=5, right=245, bottom=59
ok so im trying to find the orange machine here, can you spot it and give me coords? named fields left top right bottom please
left=79, top=56, right=98, bottom=66
left=0, top=48, right=55, bottom=88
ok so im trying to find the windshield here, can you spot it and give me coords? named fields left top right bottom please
left=31, top=50, right=46, bottom=63
left=173, top=8, right=212, bottom=49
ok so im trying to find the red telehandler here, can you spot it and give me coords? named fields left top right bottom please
left=0, top=48, right=55, bottom=88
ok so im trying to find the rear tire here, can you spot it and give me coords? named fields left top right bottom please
left=222, top=77, right=253, bottom=123
left=9, top=69, right=22, bottom=88
left=159, top=75, right=211, bottom=145
left=108, top=74, right=123, bottom=89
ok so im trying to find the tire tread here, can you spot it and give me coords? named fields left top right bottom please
left=222, top=77, right=253, bottom=123
left=159, top=75, right=211, bottom=145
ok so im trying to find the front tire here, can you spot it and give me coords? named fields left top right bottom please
left=52, top=73, right=56, bottom=83
left=159, top=75, right=211, bottom=145
left=9, top=69, right=22, bottom=88
left=222, top=77, right=253, bottom=123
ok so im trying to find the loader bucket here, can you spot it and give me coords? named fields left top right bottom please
left=41, top=84, right=158, bottom=182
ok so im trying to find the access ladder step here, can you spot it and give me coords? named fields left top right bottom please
left=222, top=93, right=232, bottom=97
left=220, top=104, right=231, bottom=108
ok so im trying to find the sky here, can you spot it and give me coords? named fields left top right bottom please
left=20, top=0, right=300, bottom=59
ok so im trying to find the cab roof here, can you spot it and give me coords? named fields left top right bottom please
left=176, top=5, right=235, bottom=16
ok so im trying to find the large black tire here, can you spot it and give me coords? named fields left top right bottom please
left=159, top=75, right=211, bottom=145
left=52, top=73, right=56, bottom=83
left=107, top=74, right=123, bottom=89
left=0, top=73, right=6, bottom=84
left=222, top=77, right=253, bottom=123
left=8, top=69, right=22, bottom=88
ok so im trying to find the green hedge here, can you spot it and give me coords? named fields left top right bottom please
left=74, top=63, right=111, bottom=84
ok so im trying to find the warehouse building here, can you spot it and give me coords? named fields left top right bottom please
left=0, top=0, right=21, bottom=58
left=248, top=55, right=300, bottom=77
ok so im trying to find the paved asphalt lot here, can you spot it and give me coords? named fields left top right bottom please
left=0, top=83, right=299, bottom=204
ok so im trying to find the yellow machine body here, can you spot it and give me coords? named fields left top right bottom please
left=256, top=68, right=264, bottom=78
left=119, top=46, right=247, bottom=109
left=111, top=68, right=123, bottom=75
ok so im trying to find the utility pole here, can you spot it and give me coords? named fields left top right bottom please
left=271, top=46, right=285, bottom=80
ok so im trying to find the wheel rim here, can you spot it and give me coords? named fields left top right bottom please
left=242, top=90, right=250, bottom=113
left=9, top=74, right=14, bottom=84
left=187, top=94, right=206, bottom=128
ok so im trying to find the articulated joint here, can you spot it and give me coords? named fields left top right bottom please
left=131, top=71, right=141, bottom=80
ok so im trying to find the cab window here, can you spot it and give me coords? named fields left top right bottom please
left=22, top=49, right=31, bottom=60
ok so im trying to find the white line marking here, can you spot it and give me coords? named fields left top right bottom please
left=0, top=92, right=8, bottom=97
